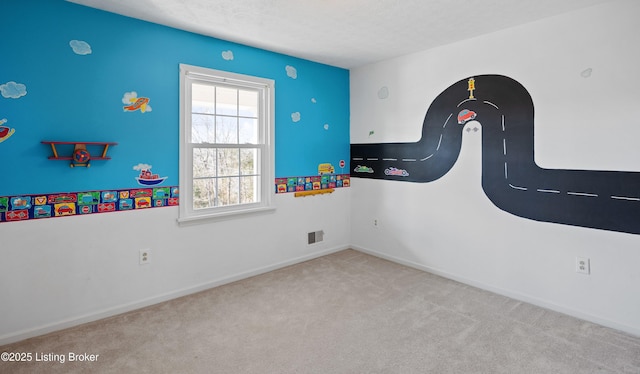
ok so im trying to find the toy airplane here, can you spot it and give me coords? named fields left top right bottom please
left=41, top=140, right=117, bottom=168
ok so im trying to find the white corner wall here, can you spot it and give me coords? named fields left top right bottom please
left=350, top=0, right=640, bottom=336
left=0, top=189, right=351, bottom=345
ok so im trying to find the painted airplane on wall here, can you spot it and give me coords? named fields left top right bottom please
left=351, top=75, right=640, bottom=235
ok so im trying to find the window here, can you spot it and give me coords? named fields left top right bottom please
left=178, top=64, right=275, bottom=223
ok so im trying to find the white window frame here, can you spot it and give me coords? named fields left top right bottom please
left=178, top=64, right=275, bottom=224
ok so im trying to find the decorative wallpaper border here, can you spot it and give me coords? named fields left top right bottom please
left=0, top=174, right=351, bottom=223
left=0, top=186, right=179, bottom=223
left=275, top=174, right=350, bottom=194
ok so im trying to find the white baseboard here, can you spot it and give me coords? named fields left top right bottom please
left=0, top=245, right=349, bottom=346
left=351, top=245, right=640, bottom=338
left=5, top=243, right=637, bottom=346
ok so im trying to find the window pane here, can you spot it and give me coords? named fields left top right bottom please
left=217, top=177, right=239, bottom=206
left=216, top=86, right=237, bottom=116
left=192, top=83, right=215, bottom=114
left=193, top=178, right=216, bottom=209
left=240, top=148, right=258, bottom=175
left=240, top=176, right=258, bottom=204
left=180, top=64, right=273, bottom=221
left=192, top=114, right=215, bottom=143
left=239, top=90, right=258, bottom=118
left=218, top=148, right=239, bottom=177
left=239, top=118, right=258, bottom=144
left=216, top=116, right=238, bottom=144
left=193, top=148, right=216, bottom=178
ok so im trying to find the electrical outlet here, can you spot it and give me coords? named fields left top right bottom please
left=140, top=248, right=151, bottom=265
left=373, top=219, right=379, bottom=228
left=576, top=257, right=590, bottom=274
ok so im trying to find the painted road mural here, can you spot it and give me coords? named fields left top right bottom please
left=351, top=75, right=640, bottom=235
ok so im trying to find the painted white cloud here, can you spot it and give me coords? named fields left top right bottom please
left=0, top=81, right=27, bottom=99
left=285, top=65, right=297, bottom=79
left=222, top=50, right=234, bottom=61
left=377, top=86, right=389, bottom=99
left=311, top=98, right=317, bottom=103
left=122, top=91, right=138, bottom=104
left=581, top=68, right=593, bottom=78
left=291, top=112, right=301, bottom=122
left=133, top=163, right=152, bottom=171
left=324, top=124, right=329, bottom=130
left=70, top=40, right=92, bottom=55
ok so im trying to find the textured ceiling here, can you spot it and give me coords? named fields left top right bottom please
left=68, top=0, right=611, bottom=69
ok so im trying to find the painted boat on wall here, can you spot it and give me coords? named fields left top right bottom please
left=135, top=169, right=167, bottom=186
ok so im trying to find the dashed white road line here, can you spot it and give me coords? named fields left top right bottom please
left=436, top=134, right=443, bottom=151
left=443, top=113, right=452, bottom=129
left=611, top=196, right=640, bottom=201
left=509, top=184, right=528, bottom=191
left=567, top=192, right=598, bottom=197
left=484, top=100, right=499, bottom=109
left=537, top=189, right=561, bottom=194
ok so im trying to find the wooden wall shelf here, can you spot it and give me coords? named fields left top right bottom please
left=42, top=141, right=117, bottom=168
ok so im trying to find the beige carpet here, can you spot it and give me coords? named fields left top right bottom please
left=1, top=249, right=639, bottom=373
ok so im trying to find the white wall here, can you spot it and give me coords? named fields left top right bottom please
left=0, top=190, right=350, bottom=345
left=350, top=0, right=640, bottom=336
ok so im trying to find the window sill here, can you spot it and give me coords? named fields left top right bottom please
left=177, top=205, right=276, bottom=226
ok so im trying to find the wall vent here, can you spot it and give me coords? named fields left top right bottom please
left=307, top=230, right=324, bottom=244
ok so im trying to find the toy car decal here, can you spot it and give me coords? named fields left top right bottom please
left=354, top=165, right=374, bottom=173
left=55, top=203, right=76, bottom=216
left=457, top=109, right=477, bottom=124
left=135, top=197, right=151, bottom=208
left=384, top=167, right=409, bottom=177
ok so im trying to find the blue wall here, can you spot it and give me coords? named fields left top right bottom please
left=0, top=0, right=350, bottom=196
